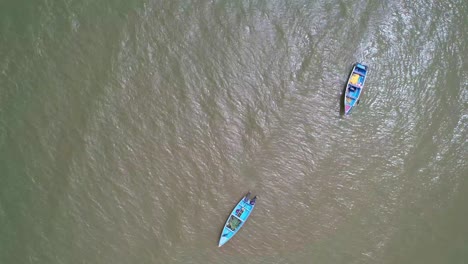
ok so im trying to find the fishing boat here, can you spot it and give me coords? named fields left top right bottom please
left=218, top=192, right=257, bottom=247
left=344, top=63, right=368, bottom=115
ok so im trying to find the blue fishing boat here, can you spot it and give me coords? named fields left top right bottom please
left=218, top=192, right=257, bottom=247
left=344, top=63, right=368, bottom=115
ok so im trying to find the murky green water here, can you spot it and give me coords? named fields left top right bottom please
left=1, top=0, right=467, bottom=263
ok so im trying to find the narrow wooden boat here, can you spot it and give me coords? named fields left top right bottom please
left=344, top=63, right=368, bottom=115
left=218, top=192, right=256, bottom=247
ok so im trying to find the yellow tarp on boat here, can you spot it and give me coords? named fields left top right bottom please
left=350, top=74, right=359, bottom=85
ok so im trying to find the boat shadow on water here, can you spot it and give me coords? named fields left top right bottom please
left=339, top=82, right=347, bottom=116
left=339, top=63, right=356, bottom=116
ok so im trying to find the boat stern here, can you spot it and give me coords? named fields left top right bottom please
left=356, top=63, right=366, bottom=69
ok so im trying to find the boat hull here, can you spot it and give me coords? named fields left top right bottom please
left=218, top=194, right=256, bottom=247
left=344, top=63, right=368, bottom=115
